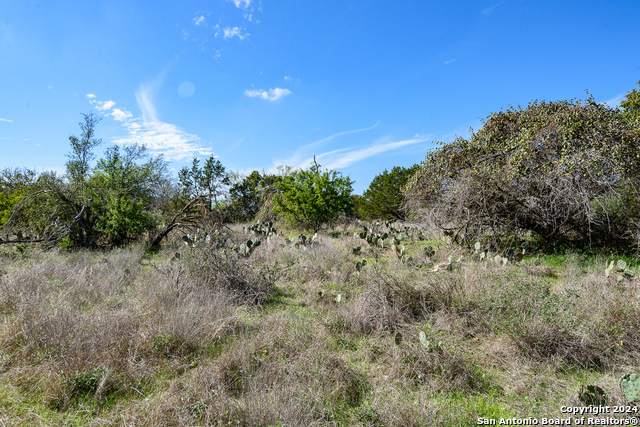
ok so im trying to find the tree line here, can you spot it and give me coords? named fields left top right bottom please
left=1, top=81, right=639, bottom=250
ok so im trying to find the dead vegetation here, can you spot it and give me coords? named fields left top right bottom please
left=1, top=225, right=640, bottom=425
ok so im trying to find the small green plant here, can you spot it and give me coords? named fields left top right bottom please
left=66, top=367, right=106, bottom=397
left=356, top=259, right=367, bottom=272
left=578, top=384, right=607, bottom=406
left=424, top=245, right=435, bottom=258
left=394, top=332, right=403, bottom=345
left=620, top=373, right=640, bottom=403
left=352, top=246, right=362, bottom=255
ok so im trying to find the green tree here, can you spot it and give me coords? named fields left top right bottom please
left=358, top=165, right=419, bottom=220
left=178, top=156, right=229, bottom=211
left=4, top=114, right=169, bottom=248
left=404, top=97, right=640, bottom=247
left=621, top=80, right=640, bottom=122
left=227, top=170, right=283, bottom=222
left=274, top=161, right=354, bottom=231
left=88, top=144, right=168, bottom=245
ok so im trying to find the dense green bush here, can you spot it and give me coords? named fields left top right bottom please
left=274, top=163, right=354, bottom=231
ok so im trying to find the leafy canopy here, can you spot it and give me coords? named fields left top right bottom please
left=358, top=165, right=419, bottom=220
left=274, top=162, right=354, bottom=231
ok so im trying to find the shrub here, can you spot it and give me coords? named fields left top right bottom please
left=404, top=97, right=640, bottom=248
left=274, top=163, right=354, bottom=231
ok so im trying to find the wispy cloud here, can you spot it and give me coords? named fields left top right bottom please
left=193, top=15, right=206, bottom=26
left=87, top=74, right=212, bottom=161
left=272, top=123, right=380, bottom=170
left=86, top=93, right=96, bottom=99
left=244, top=87, right=291, bottom=101
left=482, top=2, right=503, bottom=15
left=444, top=59, right=456, bottom=64
left=604, top=93, right=625, bottom=108
left=113, top=119, right=211, bottom=161
left=0, top=118, right=13, bottom=122
left=323, top=137, right=429, bottom=169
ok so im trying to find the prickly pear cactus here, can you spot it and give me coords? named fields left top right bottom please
left=419, top=331, right=430, bottom=349
left=394, top=332, right=402, bottom=346
left=578, top=384, right=607, bottom=407
left=620, top=373, right=640, bottom=402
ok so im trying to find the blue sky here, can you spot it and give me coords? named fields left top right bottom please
left=1, top=0, right=639, bottom=194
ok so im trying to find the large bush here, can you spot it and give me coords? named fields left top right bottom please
left=274, top=164, right=354, bottom=231
left=404, top=97, right=640, bottom=247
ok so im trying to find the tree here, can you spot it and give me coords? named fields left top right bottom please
left=3, top=114, right=170, bottom=248
left=358, top=165, right=419, bottom=220
left=274, top=160, right=354, bottom=231
left=178, top=156, right=229, bottom=211
left=404, top=97, right=640, bottom=248
left=621, top=80, right=640, bottom=123
left=227, top=170, right=283, bottom=222
left=87, top=144, right=168, bottom=245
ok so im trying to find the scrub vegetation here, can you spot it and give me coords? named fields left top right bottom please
left=1, top=82, right=640, bottom=426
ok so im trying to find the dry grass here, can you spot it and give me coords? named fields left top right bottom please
left=2, top=227, right=640, bottom=425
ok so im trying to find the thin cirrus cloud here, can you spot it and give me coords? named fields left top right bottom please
left=268, top=123, right=428, bottom=172
left=322, top=137, right=429, bottom=170
left=604, top=93, right=625, bottom=108
left=244, top=87, right=291, bottom=101
left=87, top=77, right=212, bottom=161
left=0, top=118, right=13, bottom=122
left=273, top=123, right=380, bottom=170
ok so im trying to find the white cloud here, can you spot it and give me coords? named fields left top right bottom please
left=272, top=135, right=429, bottom=173
left=244, top=87, right=291, bottom=101
left=0, top=118, right=13, bottom=122
left=111, top=108, right=133, bottom=121
left=604, top=93, right=625, bottom=108
left=94, top=100, right=116, bottom=111
left=193, top=15, right=206, bottom=26
left=223, top=26, right=248, bottom=40
left=86, top=93, right=96, bottom=99
left=47, top=86, right=53, bottom=89
left=444, top=59, right=456, bottom=64
left=323, top=137, right=428, bottom=169
left=85, top=74, right=212, bottom=161
left=272, top=123, right=379, bottom=170
left=113, top=120, right=212, bottom=161
left=231, top=0, right=251, bottom=9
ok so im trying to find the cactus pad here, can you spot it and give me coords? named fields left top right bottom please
left=394, top=332, right=402, bottom=346
left=419, top=331, right=430, bottom=349
left=620, top=374, right=640, bottom=402
left=578, top=385, right=607, bottom=407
